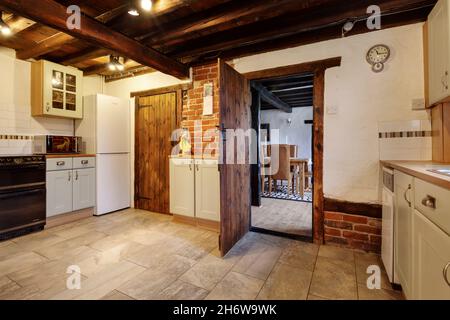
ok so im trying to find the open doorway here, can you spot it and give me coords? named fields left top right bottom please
left=250, top=73, right=314, bottom=239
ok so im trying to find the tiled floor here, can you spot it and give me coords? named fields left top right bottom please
left=251, top=198, right=312, bottom=237
left=0, top=209, right=403, bottom=300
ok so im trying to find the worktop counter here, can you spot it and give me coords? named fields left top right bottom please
left=45, top=154, right=96, bottom=159
left=381, top=160, right=450, bottom=190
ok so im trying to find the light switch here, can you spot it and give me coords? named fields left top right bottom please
left=327, top=105, right=338, bottom=115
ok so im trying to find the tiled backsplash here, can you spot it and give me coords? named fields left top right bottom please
left=0, top=105, right=73, bottom=155
left=378, top=120, right=432, bottom=161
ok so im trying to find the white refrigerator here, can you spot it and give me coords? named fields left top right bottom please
left=76, top=94, right=131, bottom=216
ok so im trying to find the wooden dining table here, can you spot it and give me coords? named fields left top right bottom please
left=263, top=157, right=309, bottom=197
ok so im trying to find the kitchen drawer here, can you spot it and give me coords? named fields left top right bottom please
left=46, top=158, right=73, bottom=171
left=414, top=178, right=450, bottom=235
left=73, top=157, right=96, bottom=169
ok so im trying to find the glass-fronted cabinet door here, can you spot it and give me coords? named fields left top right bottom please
left=35, top=60, right=83, bottom=119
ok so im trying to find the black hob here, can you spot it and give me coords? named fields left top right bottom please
left=0, top=155, right=46, bottom=240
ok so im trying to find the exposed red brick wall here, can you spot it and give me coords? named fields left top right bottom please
left=181, top=63, right=220, bottom=157
left=324, top=211, right=382, bottom=253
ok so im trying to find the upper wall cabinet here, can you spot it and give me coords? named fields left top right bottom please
left=31, top=60, right=83, bottom=119
left=428, top=0, right=450, bottom=106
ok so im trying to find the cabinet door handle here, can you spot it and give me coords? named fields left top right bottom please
left=189, top=164, right=192, bottom=171
left=75, top=171, right=79, bottom=181
left=68, top=171, right=71, bottom=181
left=57, top=161, right=65, bottom=166
left=81, top=160, right=89, bottom=165
left=403, top=184, right=412, bottom=207
left=421, top=195, right=436, bottom=209
left=196, top=164, right=199, bottom=171
left=444, top=262, right=450, bottom=287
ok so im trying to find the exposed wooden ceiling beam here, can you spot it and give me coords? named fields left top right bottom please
left=141, top=0, right=321, bottom=47
left=16, top=4, right=129, bottom=60
left=58, top=48, right=110, bottom=66
left=52, top=0, right=231, bottom=68
left=1, top=0, right=189, bottom=79
left=170, top=0, right=436, bottom=59
left=211, top=4, right=432, bottom=63
left=252, top=82, right=292, bottom=113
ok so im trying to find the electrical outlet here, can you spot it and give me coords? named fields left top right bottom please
left=411, top=98, right=425, bottom=110
left=327, top=105, right=338, bottom=115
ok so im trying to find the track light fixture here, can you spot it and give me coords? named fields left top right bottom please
left=342, top=19, right=357, bottom=37
left=128, top=0, right=153, bottom=16
left=108, top=55, right=125, bottom=72
left=0, top=11, right=11, bottom=36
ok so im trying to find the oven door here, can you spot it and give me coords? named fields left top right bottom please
left=0, top=185, right=46, bottom=234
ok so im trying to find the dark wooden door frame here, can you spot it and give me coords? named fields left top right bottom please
left=243, top=57, right=342, bottom=244
left=131, top=83, right=191, bottom=212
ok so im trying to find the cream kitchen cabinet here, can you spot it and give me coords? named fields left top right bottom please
left=46, top=157, right=96, bottom=217
left=170, top=158, right=195, bottom=217
left=413, top=209, right=450, bottom=299
left=428, top=0, right=450, bottom=106
left=31, top=60, right=83, bottom=119
left=394, top=170, right=414, bottom=299
left=169, top=158, right=220, bottom=222
left=46, top=169, right=73, bottom=217
left=195, top=159, right=221, bottom=222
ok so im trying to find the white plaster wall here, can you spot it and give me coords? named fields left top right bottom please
left=261, top=107, right=313, bottom=160
left=0, top=47, right=73, bottom=155
left=233, top=24, right=429, bottom=204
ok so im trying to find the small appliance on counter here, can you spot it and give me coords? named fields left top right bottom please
left=33, top=135, right=82, bottom=154
left=0, top=155, right=46, bottom=240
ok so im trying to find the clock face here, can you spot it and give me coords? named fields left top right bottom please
left=367, top=45, right=390, bottom=64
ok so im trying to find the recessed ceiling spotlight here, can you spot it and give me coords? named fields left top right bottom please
left=128, top=8, right=140, bottom=16
left=140, top=0, right=152, bottom=12
left=342, top=19, right=356, bottom=37
left=0, top=11, right=11, bottom=36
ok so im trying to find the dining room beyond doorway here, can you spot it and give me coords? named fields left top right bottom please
left=250, top=73, right=314, bottom=239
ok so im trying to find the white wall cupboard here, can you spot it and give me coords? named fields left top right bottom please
left=169, top=158, right=220, bottom=222
left=428, top=0, right=450, bottom=106
left=31, top=60, right=83, bottom=119
left=46, top=157, right=96, bottom=217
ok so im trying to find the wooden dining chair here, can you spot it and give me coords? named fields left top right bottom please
left=268, top=144, right=295, bottom=195
left=289, top=145, right=298, bottom=158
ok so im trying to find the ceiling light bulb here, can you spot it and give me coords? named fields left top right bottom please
left=140, top=0, right=152, bottom=11
left=117, top=64, right=125, bottom=71
left=1, top=26, right=11, bottom=35
left=128, top=9, right=139, bottom=16
left=108, top=63, right=116, bottom=71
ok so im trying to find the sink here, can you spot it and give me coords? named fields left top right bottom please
left=427, top=169, right=450, bottom=177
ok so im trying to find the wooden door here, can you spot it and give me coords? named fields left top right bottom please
left=136, top=92, right=177, bottom=214
left=219, top=60, right=251, bottom=256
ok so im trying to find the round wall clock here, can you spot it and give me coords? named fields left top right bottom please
left=366, top=44, right=390, bottom=73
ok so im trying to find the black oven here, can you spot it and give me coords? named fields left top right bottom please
left=0, top=155, right=46, bottom=239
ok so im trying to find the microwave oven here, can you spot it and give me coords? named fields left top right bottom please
left=33, top=135, right=82, bottom=154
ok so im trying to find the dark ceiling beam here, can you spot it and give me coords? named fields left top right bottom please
left=252, top=82, right=292, bottom=113
left=53, top=0, right=230, bottom=68
left=16, top=4, right=129, bottom=60
left=1, top=0, right=189, bottom=79
left=170, top=0, right=436, bottom=59
left=194, top=4, right=433, bottom=64
left=142, top=0, right=330, bottom=47
left=58, top=48, right=111, bottom=66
